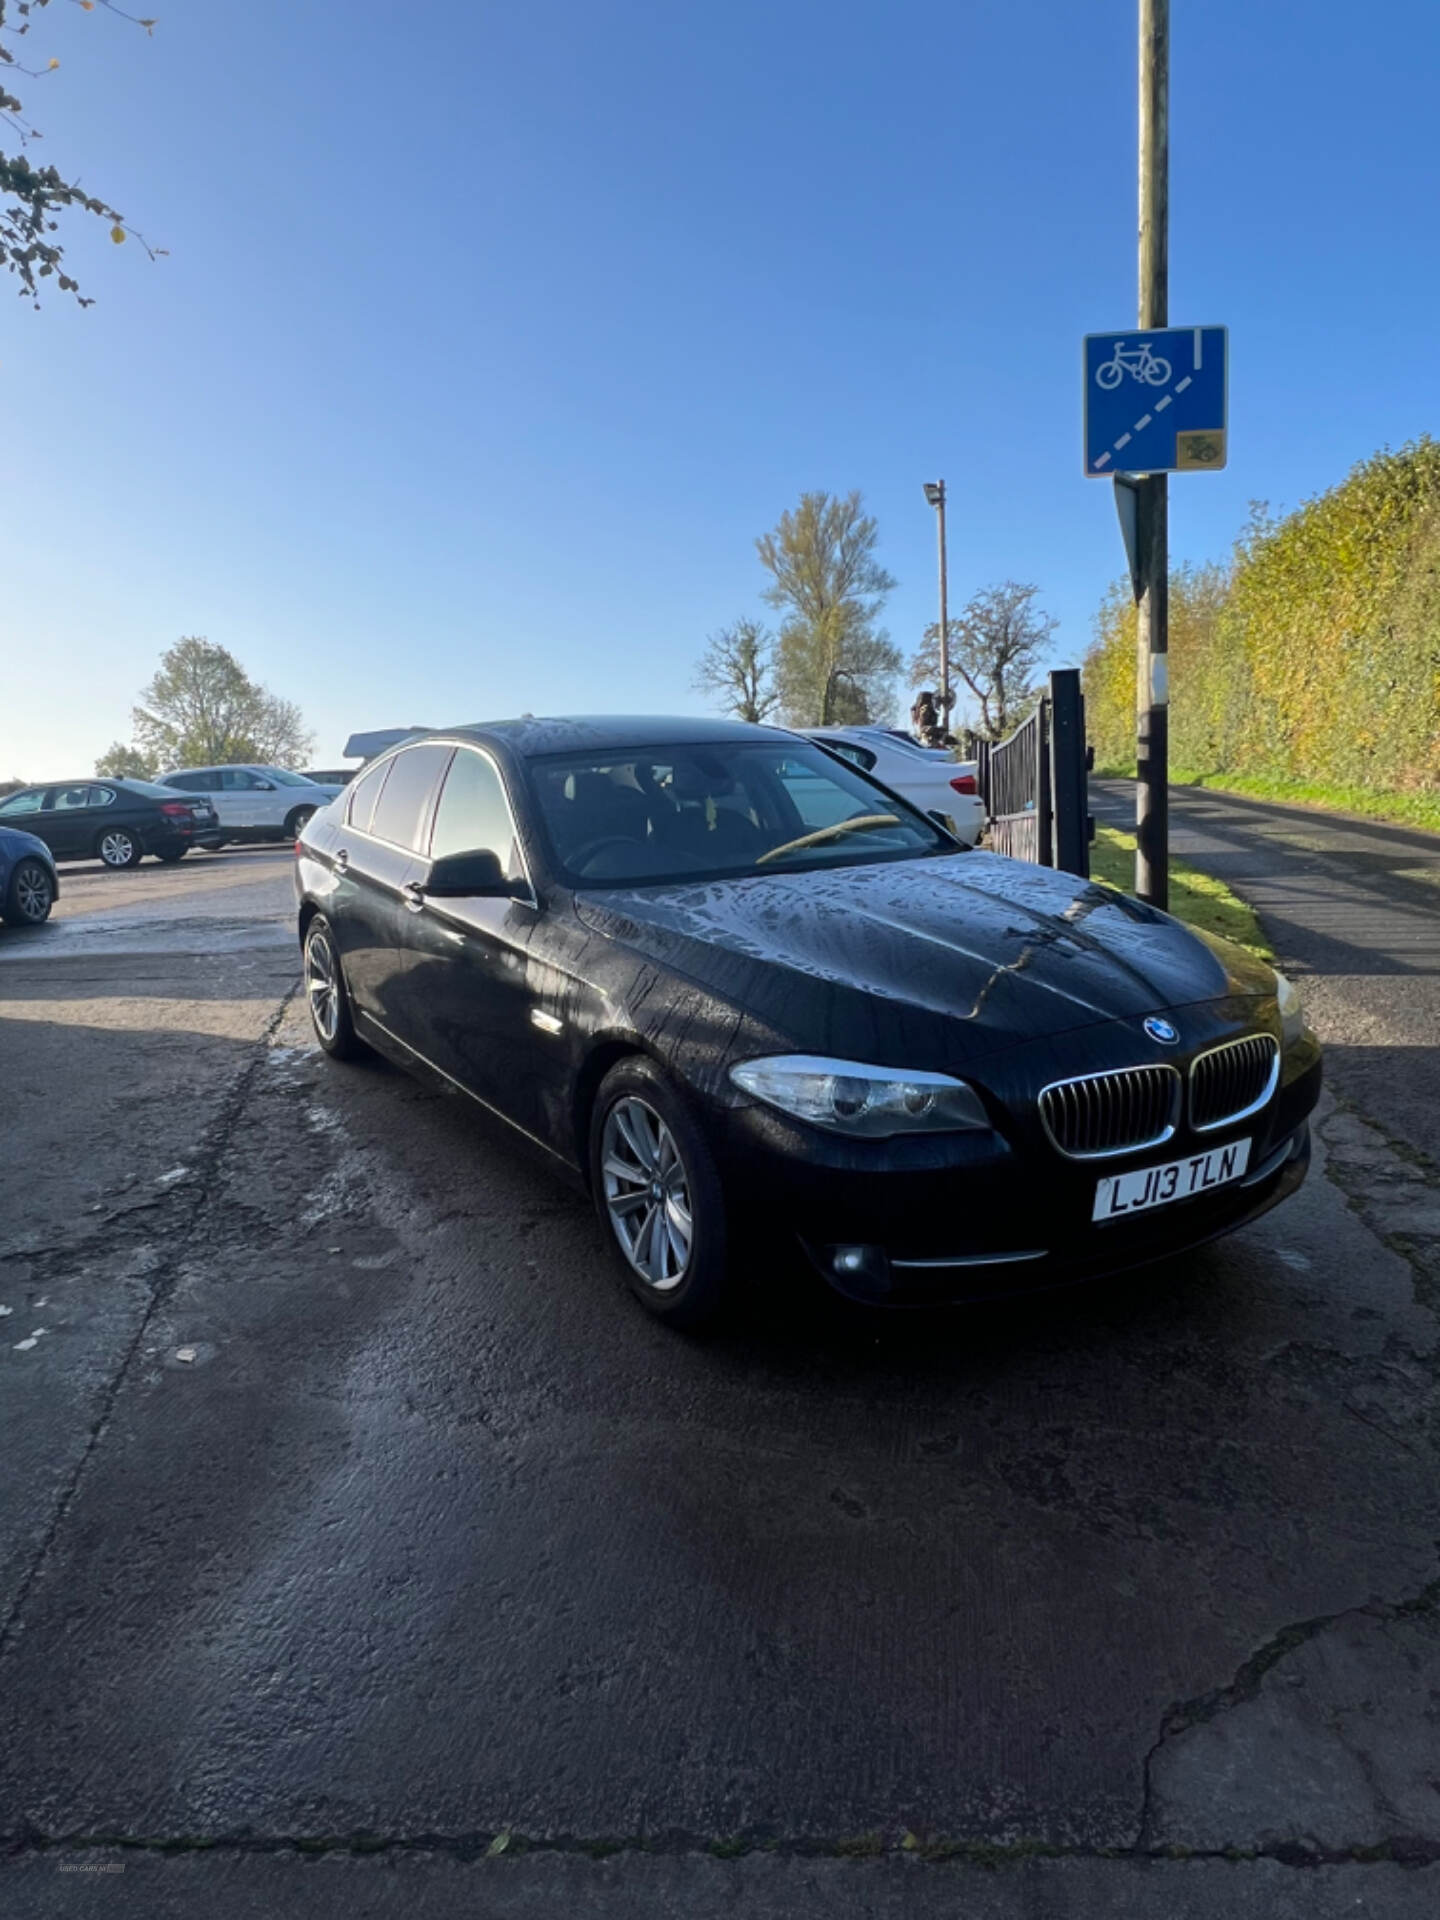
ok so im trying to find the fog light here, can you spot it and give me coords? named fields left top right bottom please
left=834, top=1246, right=868, bottom=1274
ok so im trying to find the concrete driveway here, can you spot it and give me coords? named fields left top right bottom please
left=2, top=838, right=1438, bottom=1917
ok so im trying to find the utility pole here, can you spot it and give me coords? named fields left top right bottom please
left=923, top=480, right=950, bottom=732
left=1134, top=0, right=1169, bottom=908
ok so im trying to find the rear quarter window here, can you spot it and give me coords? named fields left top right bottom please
left=346, top=758, right=391, bottom=834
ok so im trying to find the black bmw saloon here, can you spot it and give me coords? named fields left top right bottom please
left=295, top=717, right=1321, bottom=1326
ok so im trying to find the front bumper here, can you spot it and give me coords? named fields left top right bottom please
left=708, top=1030, right=1322, bottom=1305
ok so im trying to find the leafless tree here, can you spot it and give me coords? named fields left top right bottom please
left=910, top=582, right=1056, bottom=740
left=693, top=618, right=779, bottom=724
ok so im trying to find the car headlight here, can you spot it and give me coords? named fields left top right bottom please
left=729, top=1055, right=990, bottom=1137
left=1275, top=970, right=1305, bottom=1047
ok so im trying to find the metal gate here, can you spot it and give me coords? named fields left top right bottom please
left=975, top=669, right=1091, bottom=878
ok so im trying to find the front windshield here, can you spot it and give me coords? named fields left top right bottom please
left=526, top=739, right=956, bottom=887
left=261, top=767, right=317, bottom=787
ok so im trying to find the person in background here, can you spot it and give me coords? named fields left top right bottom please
left=910, top=690, right=956, bottom=750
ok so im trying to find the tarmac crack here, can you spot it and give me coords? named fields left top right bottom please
left=5, top=1827, right=1440, bottom=1869
left=1134, top=1562, right=1440, bottom=1854
left=0, top=983, right=301, bottom=1667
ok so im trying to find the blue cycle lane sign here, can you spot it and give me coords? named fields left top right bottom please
left=1083, top=326, right=1227, bottom=476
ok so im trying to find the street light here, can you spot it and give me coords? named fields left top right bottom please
left=922, top=480, right=949, bottom=733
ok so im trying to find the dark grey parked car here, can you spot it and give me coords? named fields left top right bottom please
left=0, top=780, right=221, bottom=868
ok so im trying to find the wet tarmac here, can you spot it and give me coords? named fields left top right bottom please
left=2, top=825, right=1438, bottom=1917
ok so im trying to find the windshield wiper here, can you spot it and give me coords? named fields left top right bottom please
left=755, top=813, right=903, bottom=867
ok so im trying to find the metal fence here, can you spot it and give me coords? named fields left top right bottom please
left=975, top=670, right=1090, bottom=878
left=978, top=707, right=1049, bottom=865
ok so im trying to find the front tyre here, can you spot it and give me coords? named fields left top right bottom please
left=589, top=1057, right=731, bottom=1327
left=3, top=858, right=54, bottom=927
left=98, top=828, right=141, bottom=869
left=304, top=914, right=367, bottom=1060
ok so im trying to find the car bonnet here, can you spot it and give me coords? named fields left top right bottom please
left=573, top=852, right=1272, bottom=1058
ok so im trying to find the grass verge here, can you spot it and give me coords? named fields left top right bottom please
left=1093, top=765, right=1440, bottom=836
left=1089, top=824, right=1273, bottom=960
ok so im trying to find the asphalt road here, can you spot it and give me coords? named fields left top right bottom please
left=1092, top=781, right=1440, bottom=1152
left=3, top=838, right=1439, bottom=1917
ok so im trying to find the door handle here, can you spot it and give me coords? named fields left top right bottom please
left=334, top=848, right=349, bottom=873
left=402, top=880, right=426, bottom=913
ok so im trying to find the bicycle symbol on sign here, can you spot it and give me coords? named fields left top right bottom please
left=1095, top=341, right=1172, bottom=390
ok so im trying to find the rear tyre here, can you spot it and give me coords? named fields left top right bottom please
left=589, top=1057, right=731, bottom=1328
left=97, top=827, right=141, bottom=869
left=285, top=806, right=318, bottom=842
left=3, top=858, right=54, bottom=927
left=304, top=914, right=367, bottom=1060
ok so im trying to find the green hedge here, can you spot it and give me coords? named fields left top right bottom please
left=1083, top=439, right=1440, bottom=793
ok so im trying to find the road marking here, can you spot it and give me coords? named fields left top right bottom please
left=1175, top=374, right=1192, bottom=393
left=1134, top=413, right=1152, bottom=430
left=1115, top=432, right=1132, bottom=450
left=1154, top=394, right=1172, bottom=411
left=1093, top=451, right=1112, bottom=469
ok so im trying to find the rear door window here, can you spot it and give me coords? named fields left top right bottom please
left=52, top=784, right=95, bottom=811
left=368, top=744, right=453, bottom=852
left=823, top=741, right=876, bottom=771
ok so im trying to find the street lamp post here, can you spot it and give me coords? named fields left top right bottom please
left=923, top=480, right=949, bottom=734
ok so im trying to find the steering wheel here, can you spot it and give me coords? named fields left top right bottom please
left=570, top=835, right=644, bottom=873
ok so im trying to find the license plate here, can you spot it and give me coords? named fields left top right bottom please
left=1093, top=1137, right=1251, bottom=1223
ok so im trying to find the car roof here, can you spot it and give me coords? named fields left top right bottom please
left=414, top=715, right=790, bottom=758
left=159, top=763, right=259, bottom=775
left=6, top=777, right=157, bottom=792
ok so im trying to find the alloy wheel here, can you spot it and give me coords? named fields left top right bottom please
left=100, top=831, right=135, bottom=868
left=14, top=862, right=52, bottom=922
left=601, top=1096, right=694, bottom=1291
left=305, top=928, right=340, bottom=1043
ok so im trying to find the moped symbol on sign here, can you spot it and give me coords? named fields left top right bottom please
left=1083, top=325, right=1227, bottom=476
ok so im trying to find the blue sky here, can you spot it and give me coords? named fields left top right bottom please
left=5, top=0, right=1439, bottom=773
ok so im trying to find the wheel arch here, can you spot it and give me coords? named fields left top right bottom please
left=95, top=822, right=145, bottom=861
left=573, top=1035, right=665, bottom=1187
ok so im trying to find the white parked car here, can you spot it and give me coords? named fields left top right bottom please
left=156, top=765, right=345, bottom=845
left=802, top=727, right=986, bottom=846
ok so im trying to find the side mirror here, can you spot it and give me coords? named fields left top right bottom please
left=423, top=848, right=508, bottom=898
